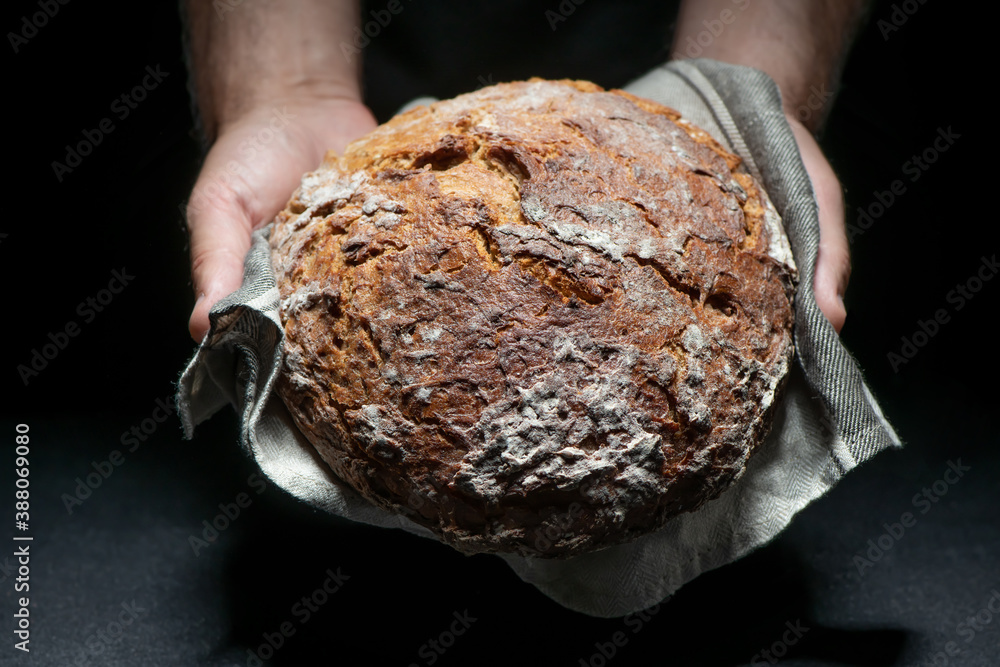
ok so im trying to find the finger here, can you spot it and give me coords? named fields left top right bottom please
left=184, top=120, right=309, bottom=342
left=182, top=101, right=378, bottom=342
left=813, top=174, right=850, bottom=333
left=186, top=181, right=254, bottom=343
left=786, top=119, right=851, bottom=333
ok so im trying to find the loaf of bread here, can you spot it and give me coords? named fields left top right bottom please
left=269, top=79, right=797, bottom=558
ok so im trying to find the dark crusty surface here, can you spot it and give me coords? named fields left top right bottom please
left=269, top=79, right=797, bottom=558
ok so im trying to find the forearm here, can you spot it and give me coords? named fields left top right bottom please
left=672, top=0, right=869, bottom=131
left=185, top=0, right=363, bottom=140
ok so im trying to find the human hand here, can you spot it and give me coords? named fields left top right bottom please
left=672, top=0, right=866, bottom=333
left=785, top=114, right=850, bottom=332
left=186, top=98, right=377, bottom=342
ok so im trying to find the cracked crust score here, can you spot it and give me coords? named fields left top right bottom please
left=269, top=79, right=797, bottom=558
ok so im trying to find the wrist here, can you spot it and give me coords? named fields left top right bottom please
left=671, top=0, right=867, bottom=134
left=186, top=0, right=366, bottom=142
left=212, top=95, right=377, bottom=173
left=214, top=85, right=367, bottom=138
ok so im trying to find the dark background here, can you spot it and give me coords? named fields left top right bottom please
left=3, top=0, right=996, bottom=665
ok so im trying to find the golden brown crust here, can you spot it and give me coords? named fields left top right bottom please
left=269, top=80, right=796, bottom=557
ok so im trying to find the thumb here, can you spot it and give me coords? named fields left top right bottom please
left=786, top=118, right=850, bottom=333
left=186, top=185, right=254, bottom=343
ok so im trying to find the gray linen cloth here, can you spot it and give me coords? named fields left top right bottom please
left=176, top=59, right=901, bottom=618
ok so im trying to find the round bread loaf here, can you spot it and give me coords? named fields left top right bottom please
left=269, top=79, right=797, bottom=558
